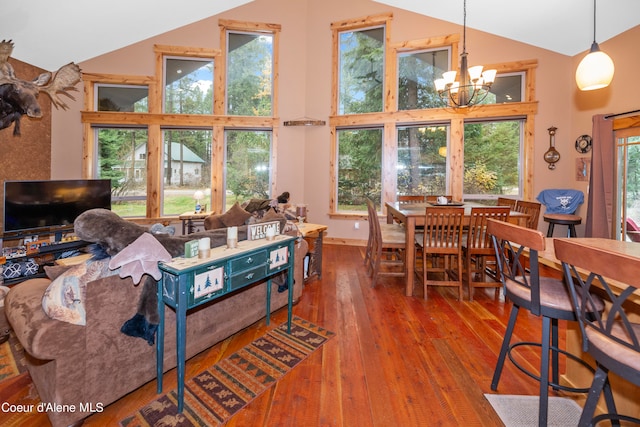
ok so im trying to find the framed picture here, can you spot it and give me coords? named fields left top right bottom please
left=576, top=157, right=591, bottom=182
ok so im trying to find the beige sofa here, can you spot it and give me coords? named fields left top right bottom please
left=5, top=235, right=307, bottom=427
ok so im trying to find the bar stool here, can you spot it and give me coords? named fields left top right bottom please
left=487, top=219, right=603, bottom=427
left=536, top=189, right=584, bottom=237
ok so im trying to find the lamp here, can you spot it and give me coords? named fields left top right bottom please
left=434, top=0, right=496, bottom=108
left=193, top=190, right=204, bottom=213
left=575, top=0, right=614, bottom=91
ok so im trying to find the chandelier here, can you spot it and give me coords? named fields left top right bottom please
left=575, top=0, right=614, bottom=91
left=434, top=0, right=496, bottom=108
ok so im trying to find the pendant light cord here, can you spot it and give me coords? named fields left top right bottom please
left=462, top=0, right=467, bottom=53
left=592, top=0, right=597, bottom=43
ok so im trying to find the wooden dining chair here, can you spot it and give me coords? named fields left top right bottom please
left=462, top=207, right=510, bottom=301
left=365, top=198, right=406, bottom=287
left=414, top=207, right=464, bottom=300
left=398, top=195, right=425, bottom=203
left=514, top=199, right=541, bottom=230
left=488, top=219, right=604, bottom=427
left=496, top=197, right=517, bottom=210
left=555, top=238, right=640, bottom=426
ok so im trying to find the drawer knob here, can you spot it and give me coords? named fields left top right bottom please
left=245, top=257, right=254, bottom=264
left=245, top=272, right=255, bottom=280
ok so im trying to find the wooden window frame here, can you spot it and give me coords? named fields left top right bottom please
left=81, top=19, right=281, bottom=220
left=329, top=13, right=538, bottom=219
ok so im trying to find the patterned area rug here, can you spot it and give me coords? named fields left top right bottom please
left=121, top=317, right=335, bottom=427
left=485, top=394, right=582, bottom=427
left=0, top=330, right=27, bottom=383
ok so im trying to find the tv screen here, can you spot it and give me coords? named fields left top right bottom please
left=3, top=179, right=111, bottom=234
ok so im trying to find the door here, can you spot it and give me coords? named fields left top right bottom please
left=615, top=127, right=640, bottom=241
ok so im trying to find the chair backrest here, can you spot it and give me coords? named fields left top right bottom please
left=496, top=197, right=517, bottom=209
left=487, top=218, right=546, bottom=314
left=514, top=200, right=541, bottom=229
left=398, top=195, right=425, bottom=203
left=466, top=207, right=511, bottom=253
left=554, top=238, right=640, bottom=360
left=422, top=207, right=464, bottom=253
left=626, top=217, right=640, bottom=242
left=536, top=189, right=584, bottom=214
left=366, top=198, right=380, bottom=250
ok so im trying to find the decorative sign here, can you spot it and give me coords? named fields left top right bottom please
left=248, top=221, right=281, bottom=240
left=184, top=240, right=199, bottom=258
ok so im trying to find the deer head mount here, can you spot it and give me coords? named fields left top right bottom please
left=0, top=39, right=82, bottom=136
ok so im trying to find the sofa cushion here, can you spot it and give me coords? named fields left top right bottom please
left=220, top=202, right=252, bottom=227
left=204, top=214, right=226, bottom=230
left=42, top=258, right=118, bottom=325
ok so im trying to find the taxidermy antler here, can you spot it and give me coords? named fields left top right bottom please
left=0, top=39, right=82, bottom=136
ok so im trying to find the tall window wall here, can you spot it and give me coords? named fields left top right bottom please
left=82, top=21, right=280, bottom=218
left=330, top=13, right=537, bottom=216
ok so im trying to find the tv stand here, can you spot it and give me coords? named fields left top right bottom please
left=1, top=232, right=89, bottom=285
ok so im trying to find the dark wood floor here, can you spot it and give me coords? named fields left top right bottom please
left=4, top=244, right=582, bottom=426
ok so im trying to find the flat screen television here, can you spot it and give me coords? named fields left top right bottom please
left=3, top=179, right=111, bottom=234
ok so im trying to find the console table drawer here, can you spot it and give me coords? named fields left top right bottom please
left=229, top=265, right=267, bottom=291
left=230, top=251, right=267, bottom=273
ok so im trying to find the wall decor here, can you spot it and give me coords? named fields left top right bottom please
left=575, top=134, right=593, bottom=153
left=543, top=126, right=561, bottom=169
left=0, top=39, right=81, bottom=136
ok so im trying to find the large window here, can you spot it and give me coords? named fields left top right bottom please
left=83, top=20, right=280, bottom=219
left=225, top=130, right=272, bottom=209
left=330, top=14, right=537, bottom=216
left=336, top=128, right=383, bottom=211
left=338, top=26, right=385, bottom=115
left=164, top=57, right=213, bottom=115
left=162, top=129, right=212, bottom=216
left=397, top=125, right=448, bottom=196
left=226, top=31, right=273, bottom=116
left=397, top=49, right=449, bottom=110
left=463, top=120, right=523, bottom=200
left=95, top=127, right=148, bottom=217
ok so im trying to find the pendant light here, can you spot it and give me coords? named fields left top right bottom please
left=575, top=0, right=615, bottom=91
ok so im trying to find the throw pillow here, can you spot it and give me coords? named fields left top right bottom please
left=220, top=202, right=252, bottom=227
left=204, top=214, right=225, bottom=230
left=42, top=258, right=118, bottom=326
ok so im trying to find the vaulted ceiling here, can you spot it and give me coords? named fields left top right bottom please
left=5, top=0, right=640, bottom=71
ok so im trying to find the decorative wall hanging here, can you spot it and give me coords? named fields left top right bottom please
left=543, top=126, right=560, bottom=170
left=0, top=39, right=82, bottom=136
left=575, top=134, right=592, bottom=153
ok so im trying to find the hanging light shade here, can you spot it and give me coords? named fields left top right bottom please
left=434, top=0, right=496, bottom=108
left=575, top=0, right=615, bottom=91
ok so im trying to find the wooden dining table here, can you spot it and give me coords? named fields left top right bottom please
left=384, top=201, right=530, bottom=297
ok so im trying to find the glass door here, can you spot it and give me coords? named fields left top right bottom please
left=615, top=127, right=640, bottom=241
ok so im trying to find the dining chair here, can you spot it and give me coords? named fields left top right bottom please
left=536, top=189, right=584, bottom=237
left=365, top=198, right=406, bottom=287
left=555, top=238, right=640, bottom=426
left=414, top=207, right=464, bottom=300
left=496, top=197, right=517, bottom=210
left=462, top=207, right=510, bottom=301
left=514, top=199, right=542, bottom=230
left=398, top=195, right=425, bottom=203
left=487, top=220, right=603, bottom=427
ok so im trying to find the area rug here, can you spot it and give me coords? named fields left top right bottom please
left=485, top=394, right=582, bottom=427
left=121, top=317, right=335, bottom=427
left=0, top=330, right=27, bottom=383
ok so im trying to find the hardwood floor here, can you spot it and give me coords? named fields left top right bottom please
left=7, top=244, right=582, bottom=426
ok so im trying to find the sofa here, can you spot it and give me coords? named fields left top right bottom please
left=5, top=210, right=308, bottom=427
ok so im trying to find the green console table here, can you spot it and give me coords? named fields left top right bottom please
left=155, top=234, right=296, bottom=412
